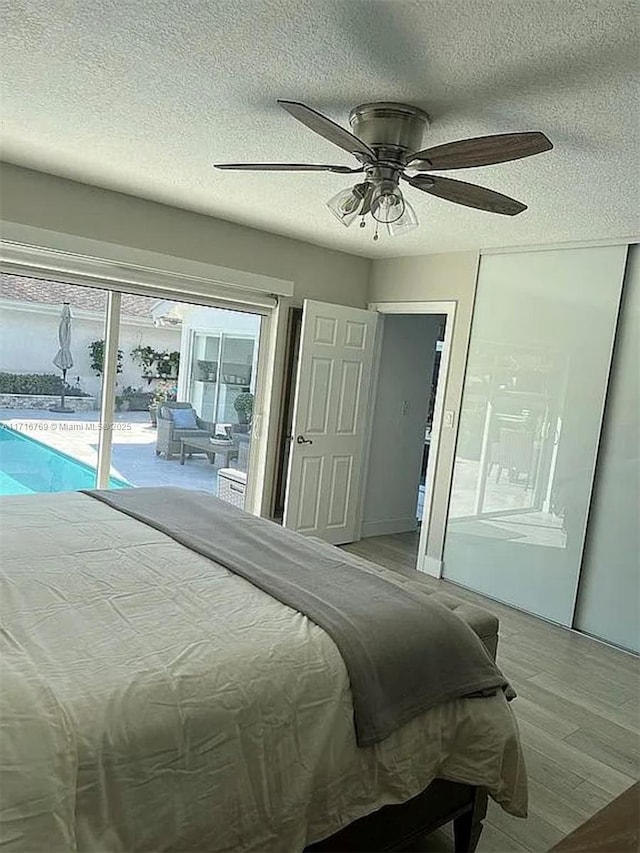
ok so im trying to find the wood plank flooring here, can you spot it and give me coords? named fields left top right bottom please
left=343, top=533, right=640, bottom=853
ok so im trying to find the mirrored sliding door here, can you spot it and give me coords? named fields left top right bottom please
left=442, top=245, right=628, bottom=625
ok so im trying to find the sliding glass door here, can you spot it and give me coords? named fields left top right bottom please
left=0, top=275, right=119, bottom=494
left=0, top=272, right=263, bottom=508
left=189, top=332, right=221, bottom=424
left=442, top=245, right=628, bottom=625
left=188, top=331, right=257, bottom=427
left=109, top=300, right=261, bottom=506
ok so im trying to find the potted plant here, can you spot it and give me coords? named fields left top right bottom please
left=89, top=340, right=124, bottom=375
left=120, top=385, right=154, bottom=411
left=156, top=350, right=180, bottom=379
left=233, top=391, right=254, bottom=426
left=131, top=345, right=157, bottom=381
left=167, top=350, right=180, bottom=378
left=148, top=381, right=177, bottom=427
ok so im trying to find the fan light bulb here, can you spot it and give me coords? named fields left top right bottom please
left=328, top=179, right=418, bottom=240
left=326, top=184, right=367, bottom=227
left=370, top=182, right=405, bottom=224
left=387, top=198, right=419, bottom=237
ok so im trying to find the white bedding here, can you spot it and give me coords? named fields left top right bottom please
left=0, top=493, right=527, bottom=852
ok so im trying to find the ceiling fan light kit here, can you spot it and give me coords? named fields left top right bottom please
left=387, top=198, right=419, bottom=237
left=326, top=183, right=368, bottom=226
left=215, top=100, right=553, bottom=241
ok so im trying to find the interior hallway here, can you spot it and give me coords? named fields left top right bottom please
left=343, top=533, right=640, bottom=852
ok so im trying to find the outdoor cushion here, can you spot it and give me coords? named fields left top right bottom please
left=169, top=408, right=198, bottom=429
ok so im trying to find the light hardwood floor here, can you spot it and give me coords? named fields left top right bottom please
left=343, top=532, right=640, bottom=853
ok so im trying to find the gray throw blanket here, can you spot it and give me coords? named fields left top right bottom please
left=83, top=487, right=509, bottom=746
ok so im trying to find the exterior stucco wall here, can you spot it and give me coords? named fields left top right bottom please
left=176, top=305, right=261, bottom=401
left=0, top=303, right=180, bottom=399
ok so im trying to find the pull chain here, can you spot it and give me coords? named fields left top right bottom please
left=373, top=220, right=380, bottom=242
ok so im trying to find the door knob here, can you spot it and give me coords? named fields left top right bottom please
left=296, top=435, right=313, bottom=445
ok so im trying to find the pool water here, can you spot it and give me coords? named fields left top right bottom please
left=0, top=425, right=130, bottom=496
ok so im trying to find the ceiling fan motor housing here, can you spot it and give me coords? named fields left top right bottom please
left=349, top=102, right=430, bottom=163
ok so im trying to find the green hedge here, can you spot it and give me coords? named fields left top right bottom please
left=0, top=372, right=91, bottom=397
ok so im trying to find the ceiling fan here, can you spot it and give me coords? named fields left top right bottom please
left=215, top=101, right=553, bottom=240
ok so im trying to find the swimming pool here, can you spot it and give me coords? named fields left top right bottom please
left=0, top=425, right=130, bottom=496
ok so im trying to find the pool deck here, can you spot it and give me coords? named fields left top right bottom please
left=0, top=409, right=222, bottom=494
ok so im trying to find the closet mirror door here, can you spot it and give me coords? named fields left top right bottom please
left=442, top=245, right=628, bottom=626
left=574, top=245, right=639, bottom=652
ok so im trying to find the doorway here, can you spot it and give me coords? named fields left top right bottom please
left=364, top=301, right=455, bottom=574
left=416, top=325, right=446, bottom=524
left=359, top=308, right=450, bottom=570
left=278, top=299, right=455, bottom=572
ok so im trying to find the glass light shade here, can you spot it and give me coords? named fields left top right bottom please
left=326, top=185, right=366, bottom=227
left=370, top=186, right=405, bottom=224
left=386, top=198, right=419, bottom=236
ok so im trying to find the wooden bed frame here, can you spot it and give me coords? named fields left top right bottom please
left=306, top=780, right=488, bottom=852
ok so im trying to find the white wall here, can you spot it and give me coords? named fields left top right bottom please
left=180, top=305, right=261, bottom=335
left=0, top=303, right=179, bottom=399
left=575, top=243, right=640, bottom=652
left=369, top=252, right=479, bottom=560
left=0, top=164, right=371, bottom=309
left=362, top=314, right=442, bottom=537
left=114, top=321, right=181, bottom=399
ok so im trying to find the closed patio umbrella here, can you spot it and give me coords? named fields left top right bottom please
left=50, top=302, right=75, bottom=413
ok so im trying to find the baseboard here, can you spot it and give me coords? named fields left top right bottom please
left=361, top=517, right=418, bottom=538
left=419, top=556, right=443, bottom=577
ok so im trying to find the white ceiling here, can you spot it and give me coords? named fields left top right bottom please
left=1, top=0, right=639, bottom=259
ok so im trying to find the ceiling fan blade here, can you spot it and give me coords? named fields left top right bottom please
left=404, top=174, right=527, bottom=216
left=214, top=162, right=362, bottom=174
left=407, top=132, right=552, bottom=171
left=278, top=100, right=376, bottom=162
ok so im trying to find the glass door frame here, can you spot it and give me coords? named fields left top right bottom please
left=181, top=327, right=260, bottom=426
left=183, top=328, right=222, bottom=425
left=96, top=291, right=122, bottom=488
left=98, top=296, right=272, bottom=512
left=0, top=237, right=284, bottom=516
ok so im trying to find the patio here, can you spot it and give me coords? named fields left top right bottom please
left=0, top=408, right=224, bottom=494
left=2, top=408, right=541, bottom=520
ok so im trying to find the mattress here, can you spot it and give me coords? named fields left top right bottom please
left=0, top=492, right=527, bottom=852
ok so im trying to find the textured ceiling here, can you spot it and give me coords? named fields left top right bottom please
left=1, top=0, right=639, bottom=258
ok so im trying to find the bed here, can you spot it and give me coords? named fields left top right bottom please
left=0, top=489, right=527, bottom=852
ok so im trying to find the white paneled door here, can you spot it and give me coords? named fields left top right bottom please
left=284, top=300, right=378, bottom=544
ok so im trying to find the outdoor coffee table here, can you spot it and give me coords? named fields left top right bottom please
left=179, top=436, right=237, bottom=467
